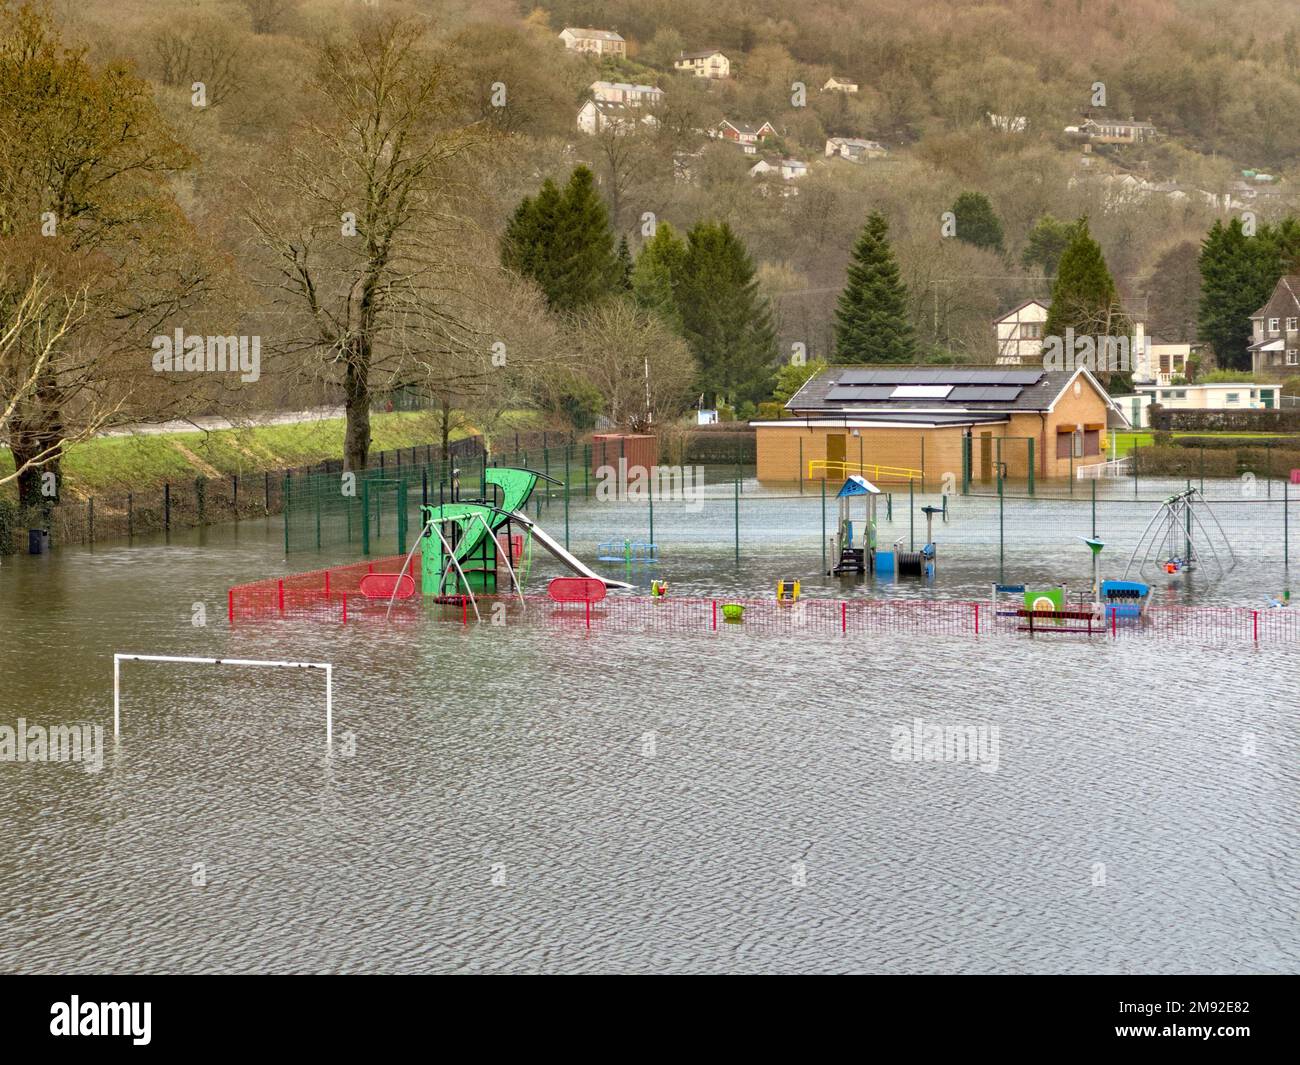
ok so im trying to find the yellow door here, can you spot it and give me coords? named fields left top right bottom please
left=826, top=433, right=846, bottom=476
left=979, top=432, right=993, bottom=482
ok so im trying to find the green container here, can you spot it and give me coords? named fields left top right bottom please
left=721, top=603, right=745, bottom=622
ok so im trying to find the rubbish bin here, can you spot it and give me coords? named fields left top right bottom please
left=28, top=528, right=49, bottom=555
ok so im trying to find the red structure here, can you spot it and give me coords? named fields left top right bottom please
left=590, top=434, right=658, bottom=477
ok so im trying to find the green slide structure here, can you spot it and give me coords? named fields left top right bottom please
left=419, top=467, right=630, bottom=597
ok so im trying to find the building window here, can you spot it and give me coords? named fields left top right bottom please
left=1269, top=318, right=1280, bottom=333
left=1022, top=323, right=1041, bottom=339
left=1289, top=350, right=1299, bottom=366
left=1226, top=393, right=1240, bottom=403
left=1288, top=318, right=1297, bottom=331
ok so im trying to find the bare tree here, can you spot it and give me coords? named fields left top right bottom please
left=246, top=13, right=490, bottom=471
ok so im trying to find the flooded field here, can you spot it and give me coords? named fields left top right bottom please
left=1, top=476, right=1296, bottom=973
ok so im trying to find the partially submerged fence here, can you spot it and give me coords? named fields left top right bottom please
left=227, top=554, right=1300, bottom=645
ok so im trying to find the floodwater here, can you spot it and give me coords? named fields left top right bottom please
left=0, top=475, right=1296, bottom=974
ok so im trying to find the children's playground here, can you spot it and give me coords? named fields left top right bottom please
left=225, top=460, right=1300, bottom=645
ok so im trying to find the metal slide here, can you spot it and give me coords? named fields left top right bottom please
left=509, top=511, right=633, bottom=590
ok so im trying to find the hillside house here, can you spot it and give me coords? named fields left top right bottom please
left=590, top=81, right=663, bottom=106
left=1247, top=275, right=1300, bottom=375
left=675, top=49, right=730, bottom=78
left=823, top=76, right=859, bottom=93
left=1078, top=117, right=1158, bottom=144
left=993, top=300, right=1049, bottom=365
left=1115, top=383, right=1282, bottom=428
left=988, top=113, right=1027, bottom=132
left=824, top=137, right=887, bottom=161
left=749, top=157, right=808, bottom=180
left=717, top=119, right=776, bottom=154
left=577, top=99, right=658, bottom=135
left=559, top=28, right=626, bottom=57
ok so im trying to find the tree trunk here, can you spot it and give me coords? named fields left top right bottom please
left=342, top=347, right=371, bottom=472
left=10, top=387, right=64, bottom=512
left=440, top=392, right=451, bottom=464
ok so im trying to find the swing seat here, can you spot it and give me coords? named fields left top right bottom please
left=359, top=572, right=416, bottom=600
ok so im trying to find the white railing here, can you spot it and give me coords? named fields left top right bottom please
left=1076, top=458, right=1132, bottom=480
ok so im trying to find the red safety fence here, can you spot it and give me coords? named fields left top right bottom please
left=228, top=557, right=1300, bottom=644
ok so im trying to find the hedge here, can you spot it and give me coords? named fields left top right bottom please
left=1150, top=407, right=1300, bottom=432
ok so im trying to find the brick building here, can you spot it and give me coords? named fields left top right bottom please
left=751, top=365, right=1129, bottom=486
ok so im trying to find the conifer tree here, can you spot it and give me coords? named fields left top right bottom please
left=834, top=212, right=915, bottom=363
left=676, top=221, right=777, bottom=405
left=950, top=191, right=1004, bottom=253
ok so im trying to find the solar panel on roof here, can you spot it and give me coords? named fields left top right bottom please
left=1005, top=370, right=1044, bottom=384
left=826, top=385, right=894, bottom=400
left=948, top=385, right=1023, bottom=402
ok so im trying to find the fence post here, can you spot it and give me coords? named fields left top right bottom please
left=820, top=476, right=826, bottom=574
left=196, top=477, right=205, bottom=526
left=909, top=478, right=915, bottom=551
left=734, top=466, right=740, bottom=563
left=997, top=461, right=1005, bottom=582
left=283, top=474, right=290, bottom=554
left=127, top=493, right=133, bottom=538
left=1200, top=444, right=1205, bottom=494
left=1091, top=478, right=1097, bottom=538
left=265, top=470, right=270, bottom=513
left=164, top=482, right=171, bottom=531
left=798, top=437, right=803, bottom=495
left=88, top=497, right=94, bottom=544
left=1027, top=437, right=1035, bottom=497
left=1133, top=442, right=1139, bottom=497
left=1285, top=479, right=1289, bottom=567
left=564, top=445, right=571, bottom=549
left=648, top=465, right=654, bottom=546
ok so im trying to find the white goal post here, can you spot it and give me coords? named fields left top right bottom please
left=113, top=654, right=334, bottom=746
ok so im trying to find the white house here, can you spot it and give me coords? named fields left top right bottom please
left=675, top=49, right=730, bottom=78
left=1129, top=322, right=1196, bottom=385
left=822, top=76, right=858, bottom=93
left=750, top=157, right=807, bottom=180
left=1077, top=117, right=1158, bottom=144
left=577, top=99, right=658, bottom=135
left=1115, top=383, right=1283, bottom=428
left=559, top=28, right=626, bottom=57
left=993, top=299, right=1049, bottom=365
left=824, top=136, right=887, bottom=161
left=590, top=81, right=663, bottom=106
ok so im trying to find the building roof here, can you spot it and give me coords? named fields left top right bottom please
left=591, top=81, right=662, bottom=95
left=992, top=298, right=1049, bottom=323
left=1249, top=275, right=1300, bottom=319
left=784, top=365, right=1121, bottom=419
left=678, top=48, right=727, bottom=60
left=720, top=119, right=774, bottom=136
left=562, top=28, right=626, bottom=41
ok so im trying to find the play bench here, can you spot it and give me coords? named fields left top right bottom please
left=1016, top=606, right=1103, bottom=635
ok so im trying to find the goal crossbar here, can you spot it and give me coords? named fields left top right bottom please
left=113, top=654, right=334, bottom=746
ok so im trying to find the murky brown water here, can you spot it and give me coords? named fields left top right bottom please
left=0, top=491, right=1296, bottom=973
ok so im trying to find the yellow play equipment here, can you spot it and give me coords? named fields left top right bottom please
left=776, top=579, right=801, bottom=603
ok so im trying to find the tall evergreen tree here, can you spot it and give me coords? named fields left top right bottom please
left=499, top=166, right=619, bottom=312
left=631, top=221, right=688, bottom=331
left=1043, top=218, right=1127, bottom=340
left=676, top=221, right=777, bottom=405
left=1197, top=217, right=1280, bottom=371
left=834, top=212, right=915, bottom=363
left=950, top=191, right=1004, bottom=253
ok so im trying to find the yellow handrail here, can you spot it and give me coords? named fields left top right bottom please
left=808, top=459, right=922, bottom=483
